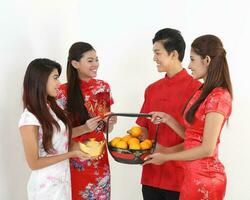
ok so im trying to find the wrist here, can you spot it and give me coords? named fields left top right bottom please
left=163, top=153, right=170, bottom=161
left=165, top=115, right=173, bottom=124
left=82, top=124, right=90, bottom=134
left=68, top=151, right=75, bottom=158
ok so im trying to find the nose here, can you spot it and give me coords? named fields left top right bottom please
left=153, top=55, right=157, bottom=61
left=93, top=61, right=99, bottom=68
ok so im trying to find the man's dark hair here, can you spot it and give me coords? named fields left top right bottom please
left=153, top=28, right=186, bottom=61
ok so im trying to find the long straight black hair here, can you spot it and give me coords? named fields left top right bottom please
left=185, top=35, right=233, bottom=123
left=66, top=42, right=95, bottom=126
left=23, top=58, right=72, bottom=153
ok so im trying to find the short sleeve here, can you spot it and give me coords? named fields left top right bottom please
left=205, top=88, right=232, bottom=119
left=106, top=83, right=114, bottom=105
left=18, top=109, right=40, bottom=128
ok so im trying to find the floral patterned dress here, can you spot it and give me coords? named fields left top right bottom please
left=18, top=108, right=71, bottom=200
left=180, top=87, right=232, bottom=200
left=57, top=79, right=113, bottom=200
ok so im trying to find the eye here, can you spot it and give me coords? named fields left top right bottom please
left=53, top=75, right=59, bottom=80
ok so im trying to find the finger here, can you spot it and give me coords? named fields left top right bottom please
left=104, top=112, right=111, bottom=116
left=144, top=154, right=153, bottom=161
left=88, top=120, right=102, bottom=128
left=151, top=114, right=158, bottom=122
left=101, top=113, right=111, bottom=120
left=142, top=158, right=153, bottom=166
left=91, top=116, right=102, bottom=121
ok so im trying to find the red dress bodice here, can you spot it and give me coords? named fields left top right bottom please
left=180, top=87, right=232, bottom=200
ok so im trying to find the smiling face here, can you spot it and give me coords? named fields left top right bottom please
left=72, top=50, right=99, bottom=81
left=153, top=41, right=173, bottom=72
left=188, top=49, right=210, bottom=80
left=46, top=68, right=60, bottom=97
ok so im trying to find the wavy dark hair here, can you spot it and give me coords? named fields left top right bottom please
left=66, top=42, right=95, bottom=126
left=23, top=58, right=72, bottom=153
left=185, top=35, right=233, bottom=123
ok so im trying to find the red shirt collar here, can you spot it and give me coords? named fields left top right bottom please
left=164, top=69, right=189, bottom=83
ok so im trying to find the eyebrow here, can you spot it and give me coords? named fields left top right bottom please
left=87, top=57, right=98, bottom=60
left=153, top=49, right=160, bottom=52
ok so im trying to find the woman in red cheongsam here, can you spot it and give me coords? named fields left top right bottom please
left=57, top=42, right=116, bottom=200
left=144, top=35, right=232, bottom=200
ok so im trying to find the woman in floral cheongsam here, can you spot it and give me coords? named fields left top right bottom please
left=144, top=35, right=232, bottom=200
left=57, top=42, right=116, bottom=200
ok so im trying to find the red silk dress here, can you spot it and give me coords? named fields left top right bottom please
left=57, top=79, right=113, bottom=200
left=180, top=87, right=232, bottom=200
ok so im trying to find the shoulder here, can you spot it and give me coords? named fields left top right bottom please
left=145, top=78, right=164, bottom=92
left=94, top=79, right=112, bottom=90
left=205, top=87, right=232, bottom=117
left=95, top=79, right=110, bottom=86
left=18, top=109, right=40, bottom=128
left=208, top=87, right=232, bottom=101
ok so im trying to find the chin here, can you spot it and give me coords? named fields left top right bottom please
left=48, top=94, right=56, bottom=98
left=91, top=73, right=97, bottom=78
left=157, top=67, right=163, bottom=72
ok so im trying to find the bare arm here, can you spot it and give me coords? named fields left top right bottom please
left=144, top=112, right=225, bottom=165
left=20, top=125, right=89, bottom=170
left=155, top=143, right=184, bottom=154
left=150, top=112, right=186, bottom=139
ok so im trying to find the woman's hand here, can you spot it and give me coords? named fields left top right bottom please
left=103, top=112, right=117, bottom=125
left=142, top=152, right=168, bottom=165
left=150, top=111, right=186, bottom=139
left=84, top=116, right=102, bottom=132
left=103, top=112, right=117, bottom=133
left=71, top=150, right=91, bottom=161
left=150, top=112, right=172, bottom=125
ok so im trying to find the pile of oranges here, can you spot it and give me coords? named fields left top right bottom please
left=110, top=126, right=153, bottom=150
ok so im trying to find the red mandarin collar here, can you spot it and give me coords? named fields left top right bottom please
left=79, top=78, right=95, bottom=89
left=164, top=69, right=189, bottom=84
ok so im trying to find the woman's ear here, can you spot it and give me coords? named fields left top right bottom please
left=204, top=55, right=211, bottom=67
left=71, top=60, right=79, bottom=69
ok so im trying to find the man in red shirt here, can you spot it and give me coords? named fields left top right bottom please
left=136, top=28, right=201, bottom=200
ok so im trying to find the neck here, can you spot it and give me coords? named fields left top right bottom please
left=166, top=62, right=183, bottom=77
left=79, top=76, right=92, bottom=82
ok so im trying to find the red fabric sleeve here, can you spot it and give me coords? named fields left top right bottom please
left=205, top=88, right=232, bottom=119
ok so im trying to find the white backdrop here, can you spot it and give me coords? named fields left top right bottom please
left=0, top=0, right=250, bottom=199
